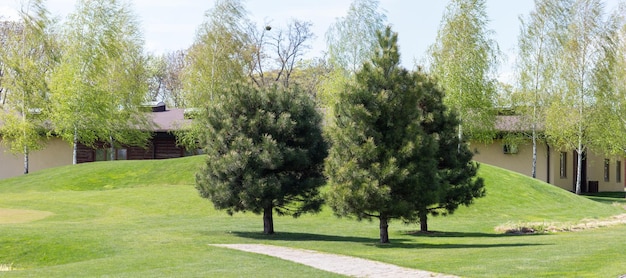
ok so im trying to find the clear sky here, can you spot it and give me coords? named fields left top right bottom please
left=0, top=0, right=622, bottom=82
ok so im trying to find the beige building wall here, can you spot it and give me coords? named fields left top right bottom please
left=472, top=140, right=550, bottom=183
left=473, top=140, right=625, bottom=192
left=585, top=152, right=624, bottom=192
left=0, top=137, right=73, bottom=180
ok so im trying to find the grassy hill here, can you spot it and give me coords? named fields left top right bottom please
left=0, top=156, right=624, bottom=277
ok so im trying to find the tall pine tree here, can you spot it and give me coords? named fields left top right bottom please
left=415, top=79, right=485, bottom=232
left=326, top=27, right=436, bottom=243
left=325, top=27, right=484, bottom=242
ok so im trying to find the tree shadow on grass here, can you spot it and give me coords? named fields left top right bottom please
left=232, top=231, right=374, bottom=244
left=231, top=231, right=550, bottom=250
left=401, top=230, right=552, bottom=238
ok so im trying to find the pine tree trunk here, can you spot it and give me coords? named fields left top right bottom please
left=263, top=206, right=274, bottom=235
left=419, top=212, right=428, bottom=232
left=379, top=216, right=390, bottom=243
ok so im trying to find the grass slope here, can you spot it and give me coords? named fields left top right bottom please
left=0, top=156, right=624, bottom=277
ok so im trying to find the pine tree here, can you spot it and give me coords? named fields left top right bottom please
left=325, top=27, right=485, bottom=241
left=325, top=27, right=440, bottom=243
left=195, top=82, right=327, bottom=235
left=416, top=83, right=485, bottom=232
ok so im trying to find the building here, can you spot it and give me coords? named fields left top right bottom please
left=472, top=115, right=626, bottom=193
left=3, top=107, right=625, bottom=192
left=0, top=102, right=193, bottom=179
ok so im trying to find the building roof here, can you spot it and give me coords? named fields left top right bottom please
left=150, top=108, right=191, bottom=132
left=495, top=115, right=544, bottom=132
left=1, top=105, right=192, bottom=133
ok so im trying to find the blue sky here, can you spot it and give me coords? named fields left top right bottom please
left=0, top=0, right=622, bottom=82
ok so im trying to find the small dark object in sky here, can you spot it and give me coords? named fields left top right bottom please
left=265, top=25, right=272, bottom=31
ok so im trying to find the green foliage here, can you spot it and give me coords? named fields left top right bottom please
left=183, top=0, right=251, bottom=107
left=541, top=0, right=616, bottom=194
left=0, top=0, right=56, bottom=173
left=325, top=27, right=437, bottom=225
left=325, top=26, right=483, bottom=240
left=428, top=0, right=499, bottom=143
left=195, top=82, right=327, bottom=234
left=48, top=0, right=150, bottom=162
left=513, top=0, right=569, bottom=178
left=586, top=4, right=626, bottom=156
left=418, top=79, right=485, bottom=227
left=325, top=0, right=387, bottom=74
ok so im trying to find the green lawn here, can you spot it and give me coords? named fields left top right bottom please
left=0, top=156, right=624, bottom=277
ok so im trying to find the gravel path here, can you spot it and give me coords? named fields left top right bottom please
left=210, top=244, right=459, bottom=278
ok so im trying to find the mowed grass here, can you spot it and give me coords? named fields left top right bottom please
left=0, top=156, right=624, bottom=277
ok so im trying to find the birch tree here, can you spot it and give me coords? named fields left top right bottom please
left=514, top=0, right=569, bottom=178
left=325, top=0, right=386, bottom=74
left=183, top=0, right=251, bottom=107
left=49, top=0, right=150, bottom=164
left=429, top=0, right=500, bottom=144
left=0, top=0, right=56, bottom=174
left=587, top=3, right=626, bottom=156
left=544, top=0, right=612, bottom=194
left=320, top=0, right=387, bottom=122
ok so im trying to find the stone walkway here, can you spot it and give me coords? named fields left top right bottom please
left=210, top=244, right=459, bottom=278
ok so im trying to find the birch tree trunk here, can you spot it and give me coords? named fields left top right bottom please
left=73, top=127, right=78, bottom=165
left=23, top=146, right=29, bottom=174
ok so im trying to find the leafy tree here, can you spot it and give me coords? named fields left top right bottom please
left=544, top=0, right=613, bottom=194
left=183, top=0, right=251, bottom=106
left=428, top=0, right=500, bottom=144
left=146, top=53, right=167, bottom=102
left=247, top=19, right=315, bottom=88
left=288, top=57, right=332, bottom=99
left=320, top=0, right=386, bottom=127
left=177, top=0, right=252, bottom=153
left=146, top=50, right=186, bottom=107
left=325, top=27, right=483, bottom=243
left=163, top=50, right=187, bottom=107
left=195, top=82, right=327, bottom=235
left=49, top=0, right=150, bottom=164
left=513, top=0, right=569, bottom=179
left=0, top=21, right=23, bottom=105
left=590, top=4, right=626, bottom=156
left=325, top=0, right=387, bottom=74
left=180, top=0, right=317, bottom=151
left=0, top=0, right=57, bottom=174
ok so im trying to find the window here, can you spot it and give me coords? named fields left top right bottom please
left=604, top=159, right=610, bottom=182
left=95, top=149, right=107, bottom=161
left=559, top=152, right=567, bottom=178
left=184, top=148, right=203, bottom=157
left=503, top=144, right=518, bottom=154
left=616, top=161, right=622, bottom=183
left=95, top=148, right=127, bottom=161
left=117, top=149, right=127, bottom=160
